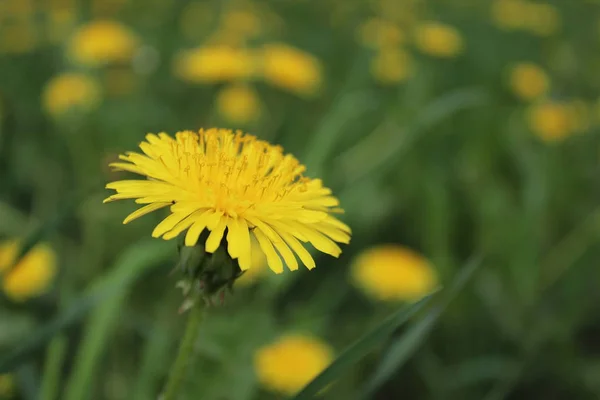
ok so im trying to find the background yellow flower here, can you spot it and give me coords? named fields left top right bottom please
left=0, top=241, right=57, bottom=302
left=42, top=72, right=101, bottom=117
left=414, top=21, right=464, bottom=58
left=215, top=83, right=261, bottom=124
left=508, top=62, right=550, bottom=101
left=254, top=334, right=333, bottom=395
left=351, top=245, right=438, bottom=302
left=68, top=20, right=139, bottom=66
left=173, top=46, right=258, bottom=83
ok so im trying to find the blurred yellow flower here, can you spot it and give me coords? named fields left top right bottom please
left=0, top=374, right=15, bottom=398
left=173, top=46, right=257, bottom=83
left=254, top=334, right=333, bottom=395
left=42, top=73, right=101, bottom=116
left=351, top=245, right=438, bottom=302
left=0, top=241, right=57, bottom=302
left=527, top=101, right=575, bottom=142
left=0, top=22, right=37, bottom=54
left=491, top=0, right=529, bottom=30
left=524, top=2, right=561, bottom=36
left=68, top=20, right=139, bottom=66
left=508, top=62, right=550, bottom=101
left=370, top=47, right=413, bottom=85
left=357, top=18, right=404, bottom=49
left=414, top=22, right=464, bottom=58
left=216, top=83, right=261, bottom=124
left=260, top=43, right=323, bottom=97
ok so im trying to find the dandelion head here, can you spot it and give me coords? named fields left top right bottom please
left=527, top=101, right=575, bottom=142
left=414, top=21, right=464, bottom=58
left=370, top=47, right=413, bottom=85
left=357, top=18, right=404, bottom=49
left=0, top=241, right=57, bottom=302
left=216, top=83, right=261, bottom=124
left=42, top=72, right=101, bottom=117
left=254, top=334, right=333, bottom=395
left=508, top=62, right=550, bottom=101
left=351, top=245, right=437, bottom=302
left=173, top=46, right=258, bottom=83
left=260, top=43, right=323, bottom=97
left=104, top=129, right=351, bottom=274
left=68, top=20, right=139, bottom=66
left=491, top=0, right=529, bottom=31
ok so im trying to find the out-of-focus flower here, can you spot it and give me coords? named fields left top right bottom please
left=173, top=46, right=258, bottom=83
left=42, top=73, right=101, bottom=116
left=357, top=18, right=404, bottom=49
left=104, top=67, right=136, bottom=97
left=370, top=47, right=413, bottom=85
left=0, top=21, right=37, bottom=54
left=104, top=129, right=351, bottom=273
left=414, top=22, right=464, bottom=58
left=0, top=374, right=15, bottom=398
left=260, top=43, right=323, bottom=97
left=491, top=0, right=529, bottom=30
left=254, top=334, right=333, bottom=395
left=508, top=62, right=550, bottom=101
left=351, top=245, right=438, bottom=302
left=68, top=20, right=139, bottom=66
left=0, top=241, right=57, bottom=302
left=524, top=2, right=561, bottom=36
left=527, top=101, right=576, bottom=142
left=216, top=83, right=261, bottom=124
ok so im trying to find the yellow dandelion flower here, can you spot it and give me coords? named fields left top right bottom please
left=216, top=83, right=261, bottom=124
left=68, top=20, right=139, bottom=66
left=42, top=72, right=101, bottom=117
left=260, top=43, right=322, bottom=97
left=104, top=129, right=351, bottom=274
left=357, top=18, right=404, bottom=49
left=508, top=62, right=550, bottom=101
left=173, top=46, right=257, bottom=83
left=254, top=334, right=333, bottom=396
left=370, top=47, right=413, bottom=85
left=524, top=2, right=561, bottom=36
left=491, top=0, right=529, bottom=31
left=0, top=241, right=57, bottom=302
left=414, top=21, right=464, bottom=58
left=527, top=101, right=575, bottom=142
left=0, top=374, right=15, bottom=398
left=351, top=245, right=438, bottom=302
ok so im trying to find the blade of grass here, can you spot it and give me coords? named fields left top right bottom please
left=361, top=254, right=483, bottom=398
left=40, top=335, right=68, bottom=400
left=290, top=293, right=437, bottom=400
left=0, top=239, right=173, bottom=373
left=63, top=239, right=173, bottom=400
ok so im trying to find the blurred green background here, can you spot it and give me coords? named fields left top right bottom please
left=1, top=0, right=600, bottom=399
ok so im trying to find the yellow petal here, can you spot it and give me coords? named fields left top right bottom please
left=123, top=202, right=170, bottom=224
left=162, top=211, right=202, bottom=240
left=184, top=209, right=213, bottom=246
left=251, top=220, right=298, bottom=271
left=281, top=232, right=316, bottom=270
left=288, top=221, right=342, bottom=257
left=205, top=215, right=227, bottom=253
left=236, top=218, right=253, bottom=271
left=313, top=223, right=351, bottom=244
left=152, top=212, right=189, bottom=237
left=254, top=229, right=283, bottom=273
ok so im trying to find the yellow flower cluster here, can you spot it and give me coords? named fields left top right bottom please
left=0, top=241, right=57, bottom=302
left=357, top=18, right=413, bottom=85
left=254, top=334, right=333, bottom=395
left=491, top=0, right=561, bottom=36
left=351, top=245, right=438, bottom=302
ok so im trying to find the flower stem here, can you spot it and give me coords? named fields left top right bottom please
left=162, top=304, right=204, bottom=400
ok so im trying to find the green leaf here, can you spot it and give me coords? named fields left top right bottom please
left=0, top=239, right=173, bottom=374
left=290, top=294, right=436, bottom=400
left=360, top=255, right=483, bottom=397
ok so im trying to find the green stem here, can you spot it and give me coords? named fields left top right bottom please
left=40, top=335, right=68, bottom=400
left=162, top=304, right=204, bottom=400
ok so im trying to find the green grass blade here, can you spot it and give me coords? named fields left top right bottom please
left=63, top=239, right=173, bottom=400
left=361, top=255, right=483, bottom=397
left=290, top=294, right=436, bottom=400
left=40, top=335, right=68, bottom=400
left=0, top=239, right=173, bottom=374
